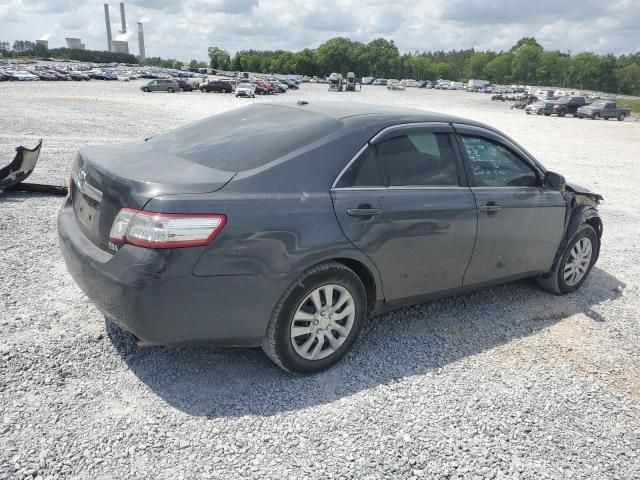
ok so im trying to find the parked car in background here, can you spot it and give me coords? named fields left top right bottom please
left=176, top=79, right=194, bottom=92
left=255, top=81, right=275, bottom=95
left=200, top=79, right=235, bottom=93
left=525, top=100, right=556, bottom=115
left=141, top=79, right=179, bottom=93
left=576, top=101, right=630, bottom=121
left=551, top=96, right=588, bottom=117
left=58, top=102, right=603, bottom=374
left=235, top=82, right=256, bottom=98
left=387, top=79, right=405, bottom=90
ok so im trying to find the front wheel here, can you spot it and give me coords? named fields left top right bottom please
left=558, top=109, right=566, bottom=117
left=221, top=88, right=227, bottom=93
left=142, top=87, right=149, bottom=92
left=262, top=262, right=367, bottom=374
left=537, top=224, right=599, bottom=295
left=592, top=113, right=599, bottom=120
left=167, top=87, right=174, bottom=93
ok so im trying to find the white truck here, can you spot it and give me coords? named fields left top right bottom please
left=468, top=79, right=490, bottom=90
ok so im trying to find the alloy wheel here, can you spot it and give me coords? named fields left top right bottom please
left=564, top=237, right=593, bottom=286
left=290, top=284, right=355, bottom=361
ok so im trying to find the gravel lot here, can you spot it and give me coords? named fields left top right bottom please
left=1, top=81, right=639, bottom=480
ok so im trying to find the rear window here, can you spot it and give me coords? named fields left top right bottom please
left=148, top=105, right=342, bottom=172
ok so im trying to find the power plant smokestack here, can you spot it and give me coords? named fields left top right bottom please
left=104, top=3, right=112, bottom=51
left=119, top=2, right=127, bottom=34
left=137, top=22, right=145, bottom=62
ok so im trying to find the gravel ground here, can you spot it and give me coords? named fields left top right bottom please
left=1, top=81, right=639, bottom=480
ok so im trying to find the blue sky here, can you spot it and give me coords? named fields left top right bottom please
left=1, top=0, right=639, bottom=61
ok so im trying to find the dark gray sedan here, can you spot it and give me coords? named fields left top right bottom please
left=58, top=102, right=603, bottom=373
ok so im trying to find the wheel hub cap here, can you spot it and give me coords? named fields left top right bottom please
left=563, top=237, right=593, bottom=286
left=290, top=284, right=355, bottom=361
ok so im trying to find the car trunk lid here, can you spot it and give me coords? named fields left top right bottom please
left=71, top=140, right=235, bottom=252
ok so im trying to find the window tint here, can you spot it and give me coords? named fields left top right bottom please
left=335, top=147, right=384, bottom=188
left=148, top=105, right=342, bottom=172
left=377, top=132, right=458, bottom=186
left=461, top=136, right=539, bottom=187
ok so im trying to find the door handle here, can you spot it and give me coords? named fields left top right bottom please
left=347, top=206, right=382, bottom=217
left=479, top=202, right=502, bottom=213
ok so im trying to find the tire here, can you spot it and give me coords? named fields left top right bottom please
left=592, top=113, right=599, bottom=120
left=142, top=87, right=149, bottom=92
left=262, top=262, right=367, bottom=374
left=537, top=224, right=599, bottom=295
left=544, top=112, right=551, bottom=116
left=537, top=109, right=543, bottom=115
left=221, top=88, right=226, bottom=93
left=200, top=88, right=206, bottom=93
left=618, top=113, right=626, bottom=121
left=558, top=109, right=566, bottom=117
left=167, top=87, right=174, bottom=93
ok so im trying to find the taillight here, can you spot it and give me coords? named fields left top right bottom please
left=109, top=208, right=226, bottom=249
left=67, top=175, right=73, bottom=200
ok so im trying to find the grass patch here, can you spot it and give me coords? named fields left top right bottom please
left=615, top=99, right=640, bottom=115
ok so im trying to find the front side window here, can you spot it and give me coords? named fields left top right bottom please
left=461, top=136, right=539, bottom=187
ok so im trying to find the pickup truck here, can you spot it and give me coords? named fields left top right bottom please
left=576, top=101, right=630, bottom=121
left=551, top=96, right=588, bottom=117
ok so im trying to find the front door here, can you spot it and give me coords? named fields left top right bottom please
left=454, top=125, right=566, bottom=285
left=331, top=124, right=478, bottom=302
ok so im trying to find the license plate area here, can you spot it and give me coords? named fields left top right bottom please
left=74, top=193, right=99, bottom=230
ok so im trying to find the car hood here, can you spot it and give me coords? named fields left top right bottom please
left=566, top=182, right=603, bottom=202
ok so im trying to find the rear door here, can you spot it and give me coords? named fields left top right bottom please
left=331, top=123, right=478, bottom=302
left=453, top=124, right=566, bottom=285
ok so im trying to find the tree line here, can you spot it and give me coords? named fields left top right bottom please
left=208, top=37, right=640, bottom=96
left=1, top=40, right=139, bottom=64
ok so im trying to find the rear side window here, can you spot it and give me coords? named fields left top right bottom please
left=377, top=132, right=458, bottom=186
left=148, top=105, right=342, bottom=172
left=461, top=136, right=539, bottom=187
left=335, top=147, right=384, bottom=188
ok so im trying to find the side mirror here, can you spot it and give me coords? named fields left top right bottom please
left=544, top=171, right=566, bottom=190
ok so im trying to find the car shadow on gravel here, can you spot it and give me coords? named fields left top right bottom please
left=107, top=266, right=624, bottom=418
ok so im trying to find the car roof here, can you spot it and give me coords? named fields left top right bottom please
left=265, top=101, right=482, bottom=125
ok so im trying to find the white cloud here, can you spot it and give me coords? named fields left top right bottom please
left=1, top=0, right=638, bottom=61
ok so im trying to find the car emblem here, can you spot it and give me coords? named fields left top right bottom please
left=78, top=170, right=87, bottom=190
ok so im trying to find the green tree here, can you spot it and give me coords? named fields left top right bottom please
left=465, top=51, right=492, bottom=79
left=366, top=38, right=399, bottom=77
left=207, top=46, right=230, bottom=70
left=512, top=43, right=542, bottom=83
left=316, top=37, right=353, bottom=74
left=485, top=53, right=513, bottom=83
left=615, top=63, right=640, bottom=94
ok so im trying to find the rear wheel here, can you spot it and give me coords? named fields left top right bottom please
left=221, top=88, right=227, bottom=93
left=167, top=87, right=174, bottom=93
left=262, top=262, right=367, bottom=374
left=537, top=224, right=598, bottom=295
left=618, top=113, right=626, bottom=121
left=558, top=109, right=566, bottom=117
left=592, top=112, right=599, bottom=120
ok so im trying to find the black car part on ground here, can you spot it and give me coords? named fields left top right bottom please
left=0, top=140, right=68, bottom=196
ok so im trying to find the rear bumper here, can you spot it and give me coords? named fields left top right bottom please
left=57, top=200, right=293, bottom=346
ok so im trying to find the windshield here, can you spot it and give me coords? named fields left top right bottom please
left=148, top=105, right=342, bottom=172
left=239, top=83, right=252, bottom=88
